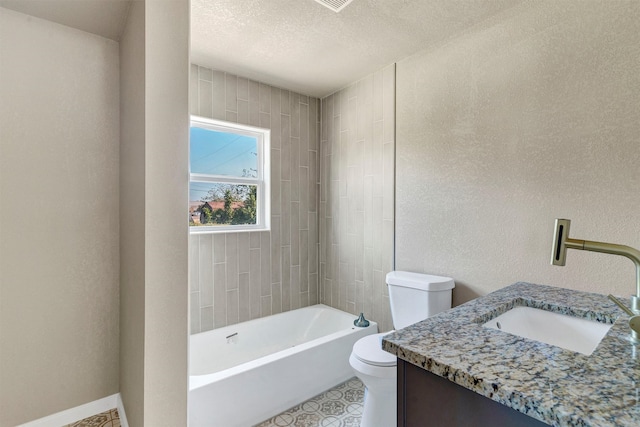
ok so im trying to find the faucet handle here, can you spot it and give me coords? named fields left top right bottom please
left=551, top=219, right=571, bottom=266
left=354, top=313, right=370, bottom=327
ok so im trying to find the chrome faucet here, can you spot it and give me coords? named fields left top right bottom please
left=551, top=218, right=640, bottom=314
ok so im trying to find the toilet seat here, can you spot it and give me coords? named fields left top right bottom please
left=352, top=333, right=397, bottom=367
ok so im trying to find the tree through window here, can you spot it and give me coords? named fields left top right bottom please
left=189, top=116, right=270, bottom=233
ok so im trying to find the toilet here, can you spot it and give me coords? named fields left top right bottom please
left=349, top=271, right=455, bottom=427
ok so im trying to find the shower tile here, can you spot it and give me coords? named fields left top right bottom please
left=225, top=111, right=238, bottom=123
left=199, top=235, right=213, bottom=307
left=225, top=73, right=237, bottom=112
left=198, top=66, right=212, bottom=82
left=189, top=235, right=199, bottom=292
left=211, top=70, right=225, bottom=120
left=290, top=137, right=300, bottom=201
left=226, top=289, right=239, bottom=326
left=198, top=79, right=213, bottom=118
left=260, top=232, right=271, bottom=297
left=299, top=167, right=309, bottom=230
left=270, top=217, right=282, bottom=282
left=309, top=213, right=318, bottom=274
left=300, top=103, right=309, bottom=167
left=200, top=306, right=214, bottom=331
left=290, top=202, right=300, bottom=266
left=249, top=79, right=260, bottom=126
left=238, top=233, right=250, bottom=274
left=310, top=158, right=318, bottom=215
left=213, top=234, right=226, bottom=263
left=271, top=149, right=282, bottom=216
left=250, top=231, right=261, bottom=249
left=238, top=272, right=251, bottom=322
left=271, top=282, right=282, bottom=314
left=237, top=76, right=248, bottom=101
left=225, top=233, right=238, bottom=291
left=281, top=247, right=291, bottom=312
left=291, top=265, right=301, bottom=310
left=261, top=295, right=272, bottom=317
left=213, top=263, right=227, bottom=328
left=250, top=248, right=261, bottom=319
left=237, top=99, right=249, bottom=125
left=291, top=93, right=300, bottom=138
left=260, top=112, right=270, bottom=129
left=281, top=90, right=290, bottom=115
left=190, top=292, right=201, bottom=334
left=260, top=83, right=271, bottom=113
left=300, top=230, right=309, bottom=292
left=309, top=273, right=319, bottom=305
left=190, top=65, right=199, bottom=115
left=281, top=118, right=291, bottom=180
left=270, top=217, right=282, bottom=284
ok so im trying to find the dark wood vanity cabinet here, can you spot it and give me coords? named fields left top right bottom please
left=397, top=359, right=548, bottom=427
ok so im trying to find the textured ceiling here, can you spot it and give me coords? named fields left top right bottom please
left=2, top=0, right=525, bottom=98
left=191, top=0, right=524, bottom=97
left=0, top=0, right=131, bottom=41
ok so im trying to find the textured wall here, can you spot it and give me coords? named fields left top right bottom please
left=0, top=8, right=119, bottom=426
left=320, top=64, right=396, bottom=332
left=396, top=1, right=640, bottom=306
left=119, top=1, right=145, bottom=425
left=189, top=65, right=320, bottom=333
left=143, top=0, right=189, bottom=423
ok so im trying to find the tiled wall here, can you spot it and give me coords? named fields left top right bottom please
left=189, top=65, right=320, bottom=333
left=319, top=64, right=396, bottom=332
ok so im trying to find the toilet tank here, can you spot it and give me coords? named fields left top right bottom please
left=386, top=271, right=455, bottom=330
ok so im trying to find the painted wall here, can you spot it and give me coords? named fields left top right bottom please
left=396, top=1, right=640, bottom=306
left=0, top=8, right=120, bottom=426
left=189, top=66, right=320, bottom=333
left=320, top=64, right=396, bottom=332
left=143, top=0, right=189, bottom=423
left=119, top=0, right=190, bottom=424
left=119, top=1, right=145, bottom=426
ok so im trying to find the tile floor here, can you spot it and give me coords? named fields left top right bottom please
left=65, top=408, right=120, bottom=427
left=65, top=377, right=364, bottom=427
left=255, top=377, right=365, bottom=427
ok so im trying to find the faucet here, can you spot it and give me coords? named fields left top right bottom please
left=551, top=218, right=640, bottom=314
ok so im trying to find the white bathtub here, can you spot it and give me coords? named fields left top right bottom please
left=188, top=304, right=378, bottom=427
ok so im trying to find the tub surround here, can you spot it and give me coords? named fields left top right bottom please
left=383, top=282, right=640, bottom=426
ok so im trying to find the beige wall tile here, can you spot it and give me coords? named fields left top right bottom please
left=319, top=67, right=396, bottom=332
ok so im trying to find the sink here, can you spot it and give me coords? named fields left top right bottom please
left=482, top=306, right=613, bottom=355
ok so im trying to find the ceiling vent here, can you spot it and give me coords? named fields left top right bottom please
left=313, top=0, right=356, bottom=13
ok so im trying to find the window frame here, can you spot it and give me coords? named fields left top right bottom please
left=189, top=115, right=270, bottom=234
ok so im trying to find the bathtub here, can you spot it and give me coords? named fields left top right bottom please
left=188, top=304, right=378, bottom=427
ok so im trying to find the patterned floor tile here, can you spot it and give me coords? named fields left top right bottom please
left=65, top=408, right=120, bottom=427
left=255, top=377, right=364, bottom=427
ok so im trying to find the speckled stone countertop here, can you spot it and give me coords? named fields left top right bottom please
left=382, top=282, right=640, bottom=427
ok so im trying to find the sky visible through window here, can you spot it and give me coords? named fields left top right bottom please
left=189, top=127, right=258, bottom=202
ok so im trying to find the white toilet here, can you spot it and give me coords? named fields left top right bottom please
left=349, top=271, right=455, bottom=427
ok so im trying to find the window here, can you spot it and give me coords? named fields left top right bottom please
left=189, top=116, right=270, bottom=233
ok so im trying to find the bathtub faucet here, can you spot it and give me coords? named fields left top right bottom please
left=551, top=218, right=640, bottom=313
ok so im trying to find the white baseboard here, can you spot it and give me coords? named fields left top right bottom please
left=117, top=393, right=129, bottom=427
left=17, top=393, right=128, bottom=427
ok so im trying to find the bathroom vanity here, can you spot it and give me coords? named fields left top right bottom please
left=383, top=282, right=640, bottom=427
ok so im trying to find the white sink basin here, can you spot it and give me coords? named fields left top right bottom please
left=482, top=306, right=613, bottom=355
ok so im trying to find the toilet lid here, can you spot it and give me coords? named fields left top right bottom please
left=352, top=333, right=397, bottom=367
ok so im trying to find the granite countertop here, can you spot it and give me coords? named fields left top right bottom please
left=382, top=282, right=640, bottom=427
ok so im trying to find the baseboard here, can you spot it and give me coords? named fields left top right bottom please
left=17, top=393, right=128, bottom=427
left=117, top=393, right=130, bottom=427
